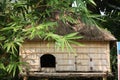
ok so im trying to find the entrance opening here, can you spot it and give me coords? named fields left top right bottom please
left=40, top=54, right=56, bottom=68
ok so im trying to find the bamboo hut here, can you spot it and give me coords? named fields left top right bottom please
left=19, top=18, right=116, bottom=79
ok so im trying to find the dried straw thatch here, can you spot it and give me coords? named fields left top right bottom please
left=54, top=20, right=116, bottom=41
left=25, top=11, right=116, bottom=41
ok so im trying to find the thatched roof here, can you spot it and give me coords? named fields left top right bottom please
left=25, top=11, right=116, bottom=41
left=54, top=20, right=116, bottom=41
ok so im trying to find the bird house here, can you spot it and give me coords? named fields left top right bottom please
left=19, top=20, right=116, bottom=79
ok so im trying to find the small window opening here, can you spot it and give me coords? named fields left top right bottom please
left=40, top=54, right=56, bottom=68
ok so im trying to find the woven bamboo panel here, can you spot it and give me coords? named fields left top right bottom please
left=26, top=59, right=38, bottom=65
left=19, top=41, right=110, bottom=72
left=76, top=53, right=107, bottom=60
left=76, top=59, right=109, bottom=66
left=28, top=65, right=40, bottom=71
left=40, top=41, right=55, bottom=47
left=20, top=53, right=39, bottom=59
left=76, top=47, right=106, bottom=54
left=76, top=41, right=107, bottom=48
left=56, top=59, right=75, bottom=65
left=41, top=68, right=55, bottom=72
left=20, top=47, right=36, bottom=54
left=77, top=65, right=109, bottom=71
left=20, top=41, right=108, bottom=54
left=55, top=53, right=75, bottom=71
left=76, top=66, right=89, bottom=71
left=22, top=42, right=41, bottom=47
left=54, top=54, right=75, bottom=59
left=56, top=65, right=75, bottom=71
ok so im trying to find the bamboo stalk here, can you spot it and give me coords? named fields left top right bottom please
left=103, top=77, right=107, bottom=80
left=23, top=76, right=28, bottom=80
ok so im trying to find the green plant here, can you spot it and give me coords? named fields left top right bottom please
left=0, top=0, right=104, bottom=79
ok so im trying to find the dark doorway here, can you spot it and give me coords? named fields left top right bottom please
left=40, top=54, right=56, bottom=68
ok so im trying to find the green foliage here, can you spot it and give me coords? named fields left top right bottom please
left=73, top=0, right=101, bottom=26
left=24, top=22, right=57, bottom=39
left=107, top=47, right=118, bottom=80
left=94, top=0, right=120, bottom=80
left=0, top=0, right=108, bottom=80
left=6, top=61, right=23, bottom=77
left=45, top=32, right=83, bottom=54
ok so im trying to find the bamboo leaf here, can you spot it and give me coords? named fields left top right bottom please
left=0, top=36, right=5, bottom=41
left=0, top=63, right=5, bottom=70
left=64, top=32, right=78, bottom=38
left=88, top=0, right=96, bottom=6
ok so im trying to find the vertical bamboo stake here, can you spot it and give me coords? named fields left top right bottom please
left=23, top=76, right=28, bottom=80
left=103, top=77, right=107, bottom=80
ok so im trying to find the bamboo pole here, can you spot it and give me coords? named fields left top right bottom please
left=23, top=76, right=28, bottom=80
left=103, top=77, right=107, bottom=80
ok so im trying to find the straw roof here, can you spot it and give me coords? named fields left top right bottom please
left=54, top=20, right=116, bottom=41
left=25, top=11, right=116, bottom=41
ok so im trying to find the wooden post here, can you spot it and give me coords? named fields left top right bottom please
left=103, top=76, right=107, bottom=80
left=23, top=76, right=28, bottom=80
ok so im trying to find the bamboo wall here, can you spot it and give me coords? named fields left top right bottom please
left=19, top=41, right=111, bottom=72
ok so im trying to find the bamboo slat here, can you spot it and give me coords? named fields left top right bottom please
left=20, top=41, right=111, bottom=72
left=21, top=72, right=111, bottom=77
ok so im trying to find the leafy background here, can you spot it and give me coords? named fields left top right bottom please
left=0, top=0, right=119, bottom=80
